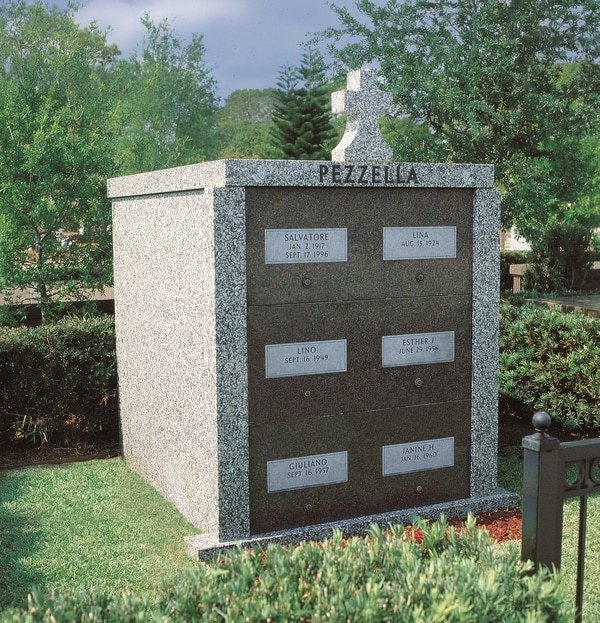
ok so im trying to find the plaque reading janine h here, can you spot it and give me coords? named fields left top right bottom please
left=382, top=331, right=455, bottom=367
left=265, top=339, right=347, bottom=379
left=383, top=226, right=456, bottom=260
left=264, top=228, right=347, bottom=264
left=267, top=451, right=348, bottom=493
left=382, top=437, right=454, bottom=476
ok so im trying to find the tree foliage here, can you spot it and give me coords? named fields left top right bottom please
left=324, top=0, right=600, bottom=237
left=115, top=15, right=219, bottom=174
left=0, top=0, right=118, bottom=322
left=0, top=3, right=221, bottom=322
left=270, top=47, right=336, bottom=160
left=217, top=89, right=275, bottom=159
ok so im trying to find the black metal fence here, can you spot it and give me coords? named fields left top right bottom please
left=521, top=411, right=600, bottom=623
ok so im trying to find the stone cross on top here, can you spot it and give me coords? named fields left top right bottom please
left=331, top=68, right=394, bottom=162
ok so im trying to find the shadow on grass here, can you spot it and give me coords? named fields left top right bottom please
left=0, top=470, right=45, bottom=609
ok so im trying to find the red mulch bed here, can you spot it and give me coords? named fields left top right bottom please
left=452, top=508, right=522, bottom=543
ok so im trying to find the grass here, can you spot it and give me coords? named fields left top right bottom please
left=1, top=446, right=598, bottom=620
left=499, top=432, right=600, bottom=622
left=0, top=458, right=197, bottom=609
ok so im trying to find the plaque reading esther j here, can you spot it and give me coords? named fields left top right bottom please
left=265, top=228, right=347, bottom=264
left=265, top=339, right=347, bottom=378
left=383, top=226, right=456, bottom=260
left=382, top=331, right=455, bottom=367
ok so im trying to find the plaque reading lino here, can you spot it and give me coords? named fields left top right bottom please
left=265, top=339, right=347, bottom=379
left=265, top=228, right=347, bottom=264
left=382, top=437, right=454, bottom=476
left=267, top=451, right=348, bottom=493
left=382, top=331, right=455, bottom=367
left=383, top=226, right=457, bottom=260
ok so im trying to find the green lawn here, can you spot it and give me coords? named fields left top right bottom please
left=499, top=444, right=600, bottom=622
left=1, top=452, right=599, bottom=620
left=0, top=458, right=197, bottom=609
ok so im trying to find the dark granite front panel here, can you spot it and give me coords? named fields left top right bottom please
left=246, top=187, right=473, bottom=306
left=249, top=401, right=471, bottom=534
left=247, top=297, right=471, bottom=425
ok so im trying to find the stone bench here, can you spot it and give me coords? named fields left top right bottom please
left=509, top=262, right=600, bottom=294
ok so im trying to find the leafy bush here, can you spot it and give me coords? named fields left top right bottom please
left=0, top=516, right=570, bottom=622
left=500, top=249, right=531, bottom=291
left=0, top=317, right=117, bottom=448
left=500, top=301, right=600, bottom=431
left=525, top=222, right=594, bottom=292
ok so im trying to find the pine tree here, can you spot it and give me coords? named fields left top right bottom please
left=270, top=47, right=335, bottom=160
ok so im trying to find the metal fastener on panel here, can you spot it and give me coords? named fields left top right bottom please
left=304, top=390, right=312, bottom=398
left=416, top=273, right=425, bottom=282
left=302, top=277, right=312, bottom=287
left=415, top=485, right=423, bottom=493
left=414, top=378, right=423, bottom=388
left=304, top=503, right=313, bottom=512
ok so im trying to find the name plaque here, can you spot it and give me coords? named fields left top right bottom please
left=265, top=228, right=347, bottom=264
left=383, top=226, right=456, bottom=260
left=383, top=437, right=454, bottom=476
left=265, top=339, right=347, bottom=379
left=382, top=331, right=454, bottom=367
left=267, top=451, right=348, bottom=493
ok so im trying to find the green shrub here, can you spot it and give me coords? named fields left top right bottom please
left=500, top=301, right=600, bottom=431
left=0, top=317, right=118, bottom=448
left=0, top=516, right=570, bottom=622
left=525, top=222, right=594, bottom=292
left=500, top=249, right=531, bottom=291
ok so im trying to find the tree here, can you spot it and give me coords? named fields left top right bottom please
left=0, top=0, right=119, bottom=323
left=217, top=89, right=276, bottom=159
left=115, top=16, right=219, bottom=174
left=270, top=47, right=336, bottom=160
left=324, top=0, right=600, bottom=238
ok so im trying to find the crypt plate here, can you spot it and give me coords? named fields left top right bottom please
left=265, top=339, right=347, bottom=379
left=264, top=228, right=347, bottom=264
left=267, top=451, right=348, bottom=493
left=382, top=437, right=454, bottom=476
left=383, top=226, right=456, bottom=260
left=382, top=331, right=455, bottom=367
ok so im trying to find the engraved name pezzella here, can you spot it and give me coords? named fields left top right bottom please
left=319, top=164, right=419, bottom=185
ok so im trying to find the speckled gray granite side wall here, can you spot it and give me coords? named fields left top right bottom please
left=213, top=187, right=250, bottom=541
left=471, top=188, right=501, bottom=497
left=112, top=190, right=221, bottom=533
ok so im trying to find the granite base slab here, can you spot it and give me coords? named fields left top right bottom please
left=186, top=488, right=519, bottom=561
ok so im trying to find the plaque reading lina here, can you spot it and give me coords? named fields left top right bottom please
left=382, top=437, right=454, bottom=476
left=265, top=228, right=347, bottom=264
left=382, top=331, right=454, bottom=367
left=265, top=339, right=347, bottom=379
left=267, top=451, right=348, bottom=493
left=383, top=226, right=456, bottom=260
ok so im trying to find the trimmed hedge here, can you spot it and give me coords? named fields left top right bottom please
left=0, top=516, right=570, bottom=622
left=500, top=301, right=600, bottom=432
left=0, top=317, right=118, bottom=448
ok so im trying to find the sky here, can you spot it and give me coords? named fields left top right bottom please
left=44, top=0, right=376, bottom=100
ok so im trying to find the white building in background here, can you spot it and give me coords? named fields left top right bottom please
left=501, top=226, right=531, bottom=251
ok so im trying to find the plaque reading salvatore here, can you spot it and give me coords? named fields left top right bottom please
left=267, top=451, right=348, bottom=493
left=383, top=226, right=456, bottom=260
left=382, top=331, right=455, bottom=367
left=265, top=228, right=347, bottom=264
left=265, top=339, right=347, bottom=379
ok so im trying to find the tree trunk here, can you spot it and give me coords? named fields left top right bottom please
left=34, top=233, right=49, bottom=325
